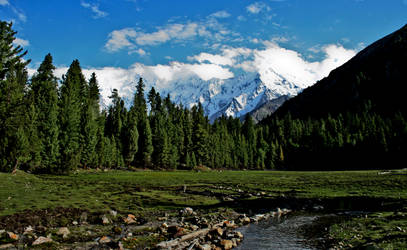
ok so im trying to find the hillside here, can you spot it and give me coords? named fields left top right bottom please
left=270, top=24, right=407, bottom=119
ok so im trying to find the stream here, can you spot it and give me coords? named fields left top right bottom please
left=235, top=214, right=320, bottom=250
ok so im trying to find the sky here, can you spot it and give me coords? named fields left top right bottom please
left=1, top=0, right=407, bottom=102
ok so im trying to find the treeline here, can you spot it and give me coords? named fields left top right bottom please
left=1, top=21, right=406, bottom=173
left=0, top=21, right=268, bottom=173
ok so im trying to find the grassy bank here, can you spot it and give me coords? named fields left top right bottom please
left=0, top=169, right=406, bottom=248
left=1, top=169, right=406, bottom=217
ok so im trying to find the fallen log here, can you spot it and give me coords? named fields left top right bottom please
left=156, top=222, right=224, bottom=249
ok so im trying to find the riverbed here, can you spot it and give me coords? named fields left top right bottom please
left=236, top=214, right=320, bottom=250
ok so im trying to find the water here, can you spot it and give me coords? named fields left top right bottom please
left=235, top=215, right=319, bottom=250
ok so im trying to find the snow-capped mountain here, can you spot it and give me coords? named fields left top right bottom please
left=139, top=67, right=310, bottom=121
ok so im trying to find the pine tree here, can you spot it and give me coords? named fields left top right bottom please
left=81, top=73, right=101, bottom=168
left=0, top=21, right=31, bottom=172
left=132, top=78, right=153, bottom=167
left=123, top=109, right=139, bottom=166
left=30, top=53, right=60, bottom=172
left=59, top=60, right=85, bottom=173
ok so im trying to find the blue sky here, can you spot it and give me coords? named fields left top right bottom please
left=1, top=0, right=407, bottom=105
left=2, top=0, right=406, bottom=69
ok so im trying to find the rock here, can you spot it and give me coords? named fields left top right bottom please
left=242, top=217, right=250, bottom=225
left=210, top=227, right=223, bottom=237
left=197, top=243, right=211, bottom=250
left=123, top=214, right=137, bottom=224
left=0, top=243, right=15, bottom=249
left=99, top=236, right=111, bottom=244
left=6, top=232, right=18, bottom=241
left=234, top=231, right=244, bottom=240
left=110, top=210, right=117, bottom=217
left=180, top=207, right=194, bottom=216
left=223, top=220, right=236, bottom=228
left=231, top=238, right=238, bottom=247
left=167, top=226, right=185, bottom=238
left=32, top=236, right=53, bottom=246
left=56, top=227, right=70, bottom=239
left=220, top=240, right=233, bottom=250
left=101, top=215, right=110, bottom=225
left=23, top=226, right=33, bottom=235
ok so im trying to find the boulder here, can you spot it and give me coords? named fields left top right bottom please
left=242, top=217, right=250, bottom=225
left=32, top=236, right=53, bottom=246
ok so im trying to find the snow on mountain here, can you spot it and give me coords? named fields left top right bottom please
left=30, top=43, right=356, bottom=121
left=137, top=68, right=307, bottom=121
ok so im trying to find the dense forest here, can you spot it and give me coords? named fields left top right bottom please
left=1, top=21, right=406, bottom=173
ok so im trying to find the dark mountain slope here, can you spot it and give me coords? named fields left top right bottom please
left=270, top=24, right=407, bottom=120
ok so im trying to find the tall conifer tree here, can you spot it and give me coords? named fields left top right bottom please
left=30, top=53, right=60, bottom=172
left=59, top=60, right=85, bottom=172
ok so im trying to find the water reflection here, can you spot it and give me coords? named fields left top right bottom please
left=236, top=215, right=318, bottom=250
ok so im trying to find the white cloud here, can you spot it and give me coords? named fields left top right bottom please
left=81, top=1, right=108, bottom=19
left=105, top=23, right=202, bottom=52
left=105, top=28, right=138, bottom=52
left=13, top=37, right=29, bottom=47
left=30, top=42, right=356, bottom=108
left=135, top=48, right=147, bottom=56
left=105, top=17, right=238, bottom=53
left=246, top=2, right=271, bottom=14
left=209, top=11, right=231, bottom=19
left=0, top=0, right=9, bottom=6
left=250, top=42, right=356, bottom=88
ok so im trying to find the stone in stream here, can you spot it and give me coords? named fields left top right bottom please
left=234, top=231, right=244, bottom=240
left=242, top=217, right=250, bottom=225
left=32, top=236, right=53, bottom=246
left=220, top=239, right=233, bottom=250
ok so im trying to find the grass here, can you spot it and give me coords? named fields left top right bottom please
left=1, top=169, right=406, bottom=217
left=0, top=169, right=406, bottom=248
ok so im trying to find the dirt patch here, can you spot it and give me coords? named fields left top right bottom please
left=0, top=207, right=88, bottom=233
